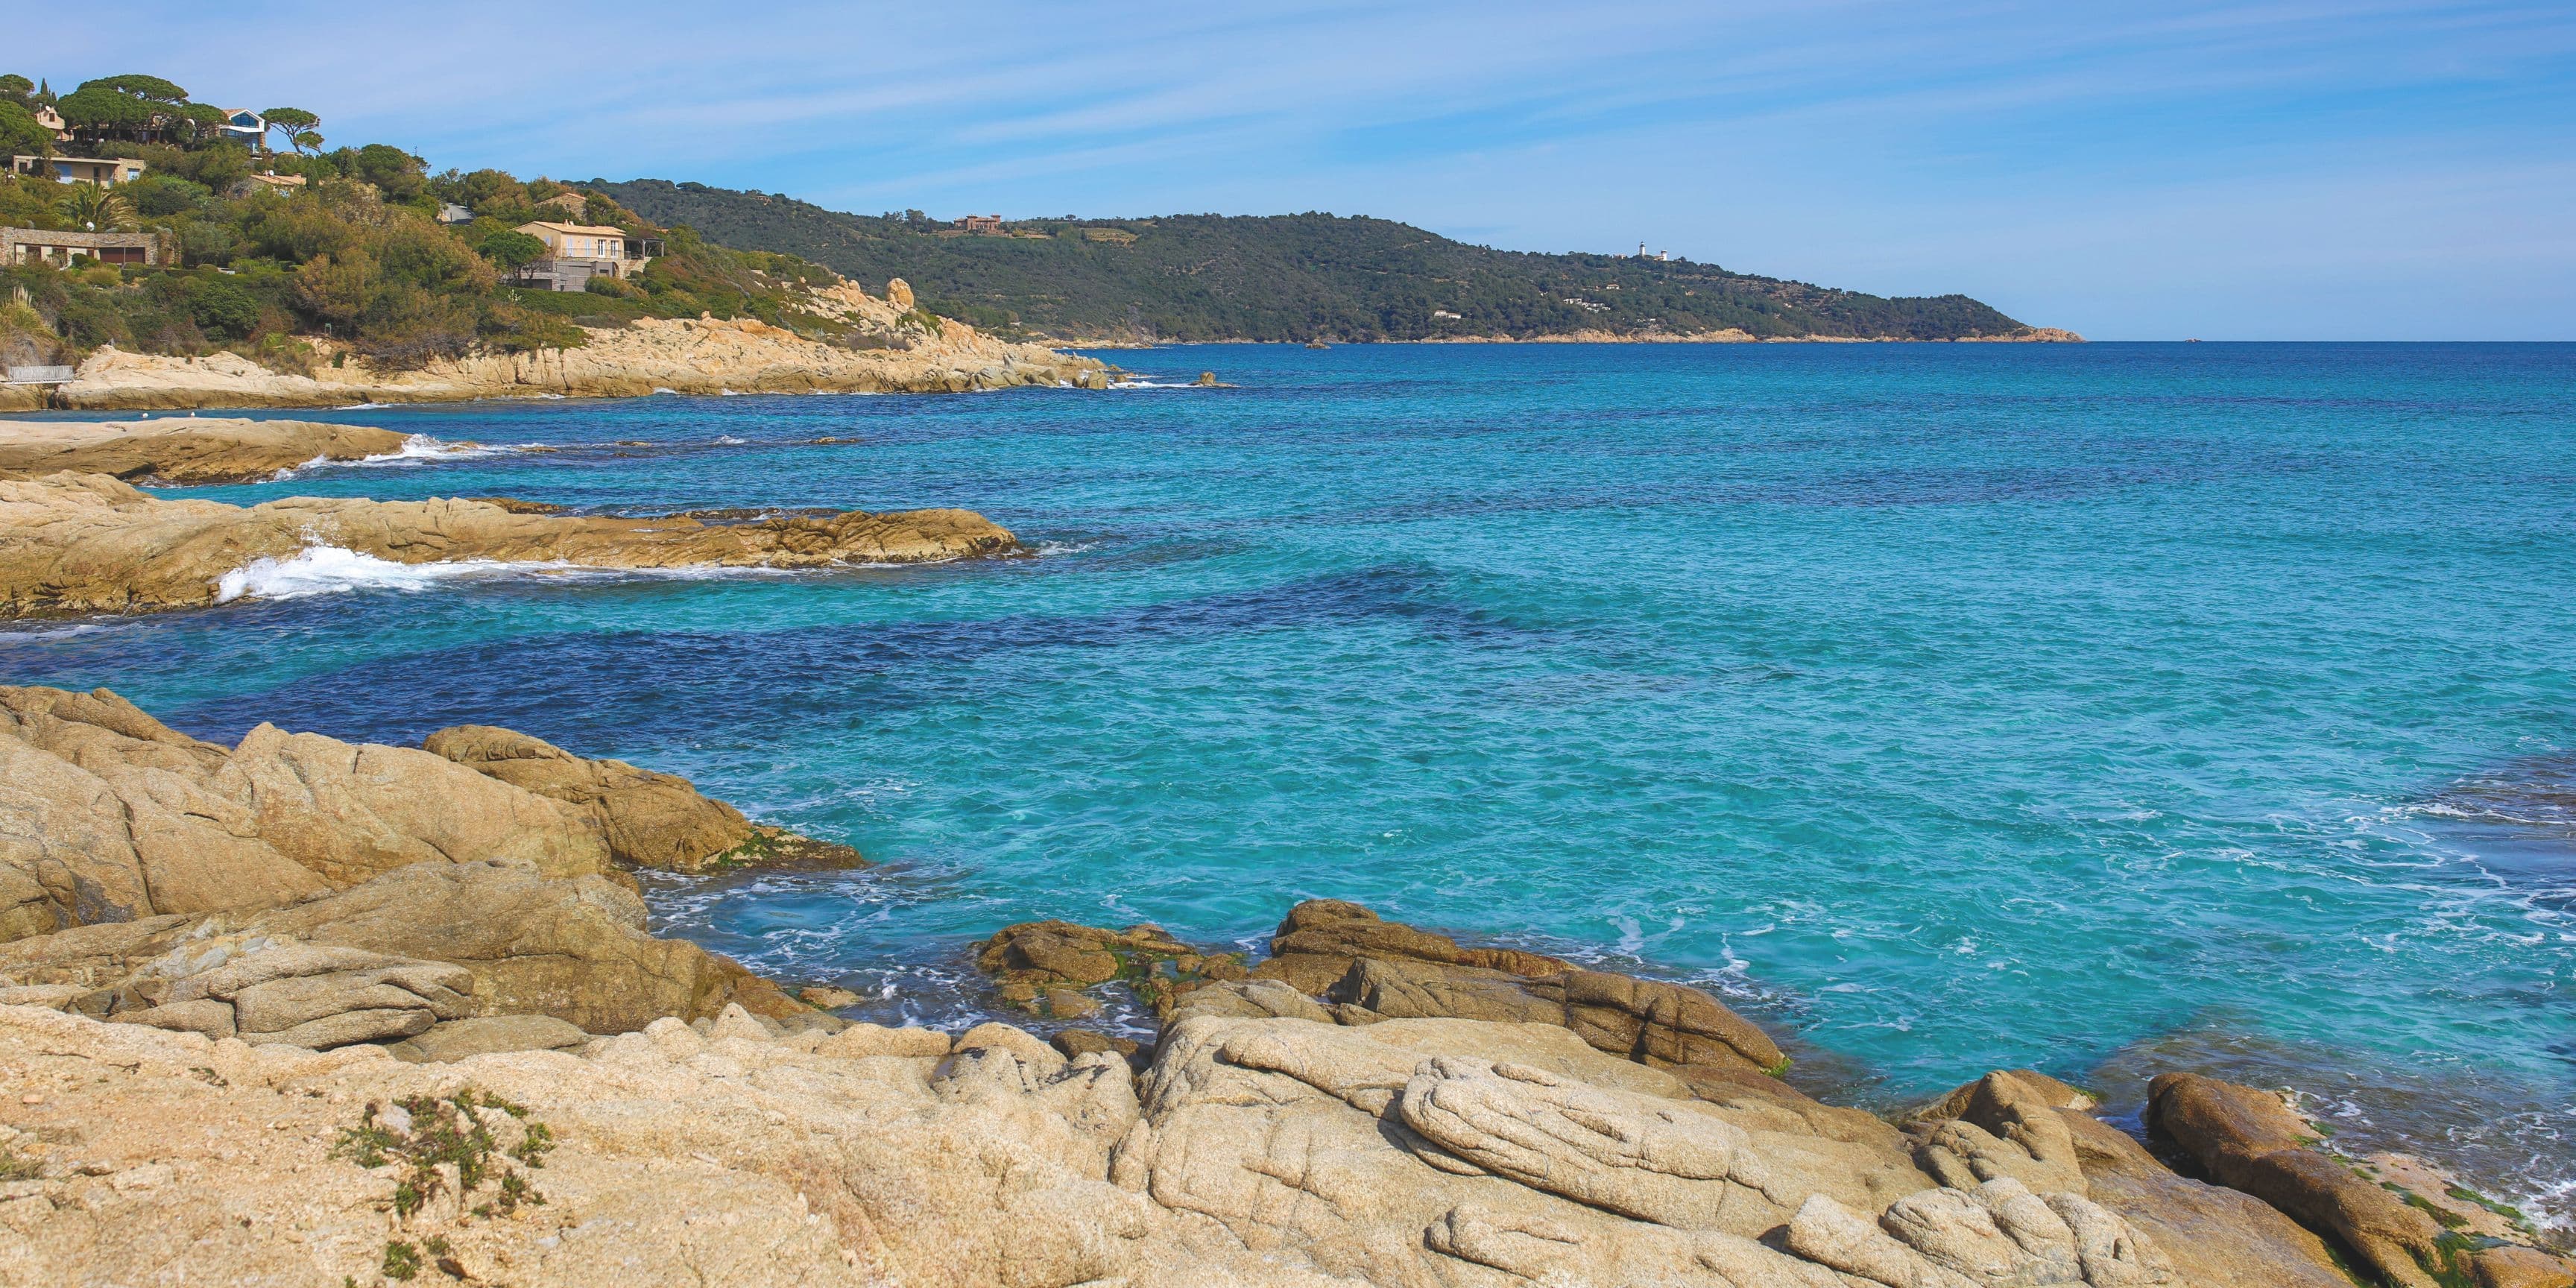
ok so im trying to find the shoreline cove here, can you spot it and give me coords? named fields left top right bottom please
left=2, top=684, right=2565, bottom=1287
left=1, top=343, right=2570, bottom=1286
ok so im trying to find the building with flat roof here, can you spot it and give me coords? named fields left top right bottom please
left=1, top=227, right=171, bottom=268
left=10, top=156, right=148, bottom=186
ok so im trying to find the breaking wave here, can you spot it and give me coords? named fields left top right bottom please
left=213, top=547, right=537, bottom=602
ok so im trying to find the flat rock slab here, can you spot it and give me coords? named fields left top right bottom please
left=386, top=1014, right=591, bottom=1063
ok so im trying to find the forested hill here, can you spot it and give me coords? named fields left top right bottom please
left=592, top=179, right=2048, bottom=344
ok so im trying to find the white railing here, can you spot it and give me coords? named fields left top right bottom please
left=4, top=365, right=75, bottom=385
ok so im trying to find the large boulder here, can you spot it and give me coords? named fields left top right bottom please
left=424, top=724, right=864, bottom=874
left=426, top=724, right=762, bottom=871
left=1913, top=1070, right=2354, bottom=1288
left=0, top=859, right=805, bottom=1039
left=248, top=858, right=804, bottom=1033
left=0, top=685, right=616, bottom=944
left=1251, top=898, right=1573, bottom=993
left=1247, top=900, right=1787, bottom=1085
left=2147, top=1073, right=2572, bottom=1288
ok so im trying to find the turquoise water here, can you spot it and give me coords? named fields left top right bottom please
left=5, top=343, right=2572, bottom=1221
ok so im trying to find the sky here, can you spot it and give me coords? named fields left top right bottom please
left=34, top=1, right=2576, bottom=338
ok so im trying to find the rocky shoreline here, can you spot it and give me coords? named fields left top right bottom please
left=0, top=417, right=416, bottom=485
left=17, top=282, right=1113, bottom=413
left=1, top=686, right=2564, bottom=1287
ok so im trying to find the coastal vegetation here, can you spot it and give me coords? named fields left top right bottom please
left=594, top=179, right=2044, bottom=344
left=0, top=71, right=868, bottom=373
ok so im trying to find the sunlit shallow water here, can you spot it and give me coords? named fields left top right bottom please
left=6, top=342, right=2571, bottom=1225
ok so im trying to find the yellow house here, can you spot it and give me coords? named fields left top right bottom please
left=517, top=221, right=626, bottom=261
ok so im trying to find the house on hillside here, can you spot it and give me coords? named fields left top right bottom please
left=436, top=202, right=472, bottom=224
left=511, top=221, right=659, bottom=291
left=31, top=105, right=70, bottom=142
left=218, top=109, right=267, bottom=151
left=1, top=227, right=171, bottom=267
left=9, top=156, right=148, bottom=186
left=243, top=171, right=306, bottom=195
left=960, top=214, right=1003, bottom=235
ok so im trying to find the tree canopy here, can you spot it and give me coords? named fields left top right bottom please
left=75, top=74, right=189, bottom=104
left=596, top=180, right=2041, bottom=343
left=0, top=102, right=51, bottom=157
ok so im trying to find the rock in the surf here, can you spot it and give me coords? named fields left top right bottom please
left=2144, top=1072, right=2575, bottom=1288
left=424, top=724, right=862, bottom=874
left=0, top=417, right=411, bottom=485
left=0, top=470, right=1023, bottom=618
left=1251, top=898, right=1789, bottom=1084
left=972, top=919, right=1247, bottom=1017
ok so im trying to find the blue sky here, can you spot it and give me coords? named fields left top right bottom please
left=37, top=1, right=2576, bottom=338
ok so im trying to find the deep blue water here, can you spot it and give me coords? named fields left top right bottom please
left=5, top=342, right=2571, bottom=1222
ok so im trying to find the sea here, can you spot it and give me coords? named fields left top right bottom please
left=5, top=341, right=2570, bottom=1228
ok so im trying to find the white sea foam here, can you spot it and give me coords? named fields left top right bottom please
left=211, top=546, right=874, bottom=604
left=270, top=435, right=536, bottom=481
left=0, top=622, right=115, bottom=643
left=713, top=435, right=748, bottom=444
left=214, top=546, right=529, bottom=602
left=1033, top=540, right=1099, bottom=557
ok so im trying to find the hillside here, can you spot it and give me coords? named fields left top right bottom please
left=592, top=180, right=2056, bottom=344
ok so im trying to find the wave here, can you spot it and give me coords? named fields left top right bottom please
left=0, top=622, right=117, bottom=643
left=213, top=547, right=538, bottom=602
left=209, top=546, right=925, bottom=604
left=1033, top=540, right=1099, bottom=557
left=269, top=435, right=538, bottom=481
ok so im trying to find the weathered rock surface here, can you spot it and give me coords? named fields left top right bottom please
left=0, top=999, right=2212, bottom=1288
left=975, top=919, right=1246, bottom=1017
left=1, top=915, right=2518, bottom=1287
left=0, top=417, right=413, bottom=484
left=0, top=686, right=851, bottom=1039
left=0, top=859, right=801, bottom=1038
left=0, top=684, right=613, bottom=940
left=424, top=724, right=862, bottom=873
left=2148, top=1072, right=2574, bottom=1288
left=1245, top=900, right=1790, bottom=1087
left=0, top=471, right=1022, bottom=617
left=50, top=294, right=1103, bottom=411
left=385, top=1013, right=590, bottom=1063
